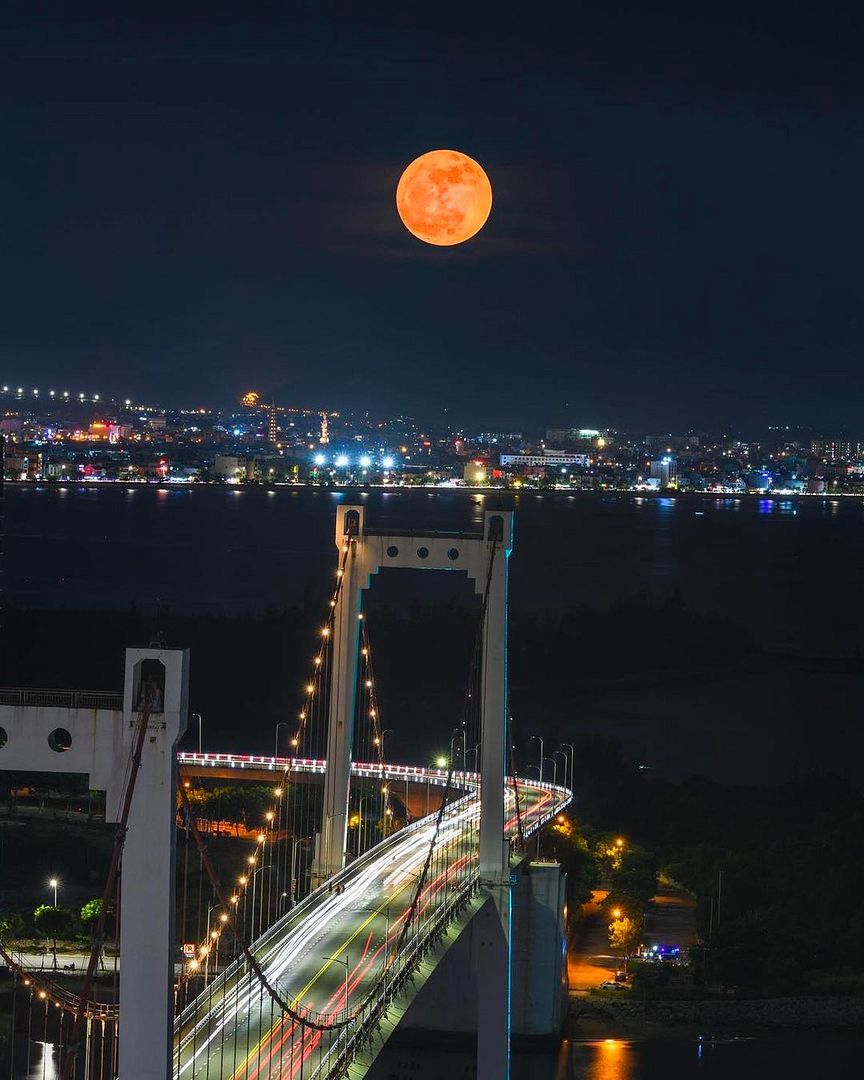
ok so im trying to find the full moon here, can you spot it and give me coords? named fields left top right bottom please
left=396, top=149, right=492, bottom=246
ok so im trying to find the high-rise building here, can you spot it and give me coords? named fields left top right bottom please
left=649, top=456, right=678, bottom=488
left=810, top=438, right=864, bottom=462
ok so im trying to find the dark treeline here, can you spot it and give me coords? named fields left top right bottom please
left=1, top=594, right=766, bottom=761
left=569, top=733, right=864, bottom=995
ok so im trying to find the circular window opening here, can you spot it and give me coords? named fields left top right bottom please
left=48, top=728, right=72, bottom=753
left=416, top=546, right=429, bottom=559
left=386, top=545, right=399, bottom=558
left=0, top=727, right=7, bottom=750
left=447, top=548, right=460, bottom=561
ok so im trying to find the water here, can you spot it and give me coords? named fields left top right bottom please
left=348, top=1034, right=864, bottom=1078
left=7, top=1033, right=862, bottom=1078
left=6, top=485, right=864, bottom=655
left=5, top=485, right=864, bottom=785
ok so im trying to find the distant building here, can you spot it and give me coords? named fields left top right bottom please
left=545, top=427, right=600, bottom=448
left=3, top=451, right=42, bottom=480
left=810, top=439, right=864, bottom=462
left=649, top=456, right=678, bottom=488
left=212, top=455, right=256, bottom=481
left=500, top=452, right=590, bottom=468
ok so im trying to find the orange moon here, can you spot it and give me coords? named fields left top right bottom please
left=396, top=149, right=492, bottom=246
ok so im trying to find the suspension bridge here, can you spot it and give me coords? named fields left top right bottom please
left=0, top=506, right=573, bottom=1079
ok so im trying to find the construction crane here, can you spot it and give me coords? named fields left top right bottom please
left=241, top=392, right=336, bottom=445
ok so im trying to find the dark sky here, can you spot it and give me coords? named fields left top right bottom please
left=1, top=1, right=862, bottom=430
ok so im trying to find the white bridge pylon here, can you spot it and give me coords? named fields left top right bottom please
left=312, top=504, right=514, bottom=887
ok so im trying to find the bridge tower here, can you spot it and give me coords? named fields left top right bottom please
left=0, top=648, right=188, bottom=1080
left=313, top=504, right=514, bottom=1078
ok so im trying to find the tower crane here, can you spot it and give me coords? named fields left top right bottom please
left=241, top=392, right=336, bottom=445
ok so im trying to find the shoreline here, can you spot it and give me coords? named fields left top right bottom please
left=5, top=478, right=864, bottom=501
left=567, top=993, right=864, bottom=1040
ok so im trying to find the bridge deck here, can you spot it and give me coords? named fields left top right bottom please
left=173, top=757, right=568, bottom=1079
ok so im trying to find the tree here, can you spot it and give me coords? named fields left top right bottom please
left=0, top=911, right=25, bottom=940
left=33, top=905, right=74, bottom=969
left=608, top=915, right=641, bottom=957
left=80, top=898, right=102, bottom=928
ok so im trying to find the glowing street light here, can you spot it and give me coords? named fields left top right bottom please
left=48, top=878, right=59, bottom=907
left=382, top=456, right=395, bottom=469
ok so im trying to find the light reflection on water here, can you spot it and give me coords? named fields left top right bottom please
left=584, top=1039, right=635, bottom=1080
left=19, top=1041, right=58, bottom=1080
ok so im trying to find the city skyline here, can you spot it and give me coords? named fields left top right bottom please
left=1, top=3, right=862, bottom=429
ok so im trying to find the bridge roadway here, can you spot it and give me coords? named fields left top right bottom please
left=173, top=754, right=570, bottom=1079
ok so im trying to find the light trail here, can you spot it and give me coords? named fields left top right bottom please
left=173, top=760, right=569, bottom=1079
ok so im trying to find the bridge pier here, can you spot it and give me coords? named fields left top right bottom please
left=359, top=858, right=568, bottom=1078
left=0, top=648, right=188, bottom=1080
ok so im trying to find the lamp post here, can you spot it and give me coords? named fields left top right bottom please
left=529, top=735, right=544, bottom=781
left=544, top=756, right=557, bottom=786
left=450, top=729, right=466, bottom=772
left=48, top=878, right=59, bottom=908
left=553, top=750, right=567, bottom=788
left=192, top=713, right=202, bottom=754
left=376, top=729, right=393, bottom=759
left=275, top=722, right=290, bottom=760
left=559, top=743, right=575, bottom=792
left=324, top=953, right=350, bottom=1021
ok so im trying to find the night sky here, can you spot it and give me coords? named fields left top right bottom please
left=1, top=1, right=862, bottom=430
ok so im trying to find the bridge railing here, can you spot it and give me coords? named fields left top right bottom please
left=0, top=688, right=124, bottom=711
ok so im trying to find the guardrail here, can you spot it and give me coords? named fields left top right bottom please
left=0, top=688, right=124, bottom=711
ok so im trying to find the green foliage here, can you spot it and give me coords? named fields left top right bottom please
left=608, top=915, right=641, bottom=955
left=80, top=898, right=100, bottom=926
left=560, top=734, right=864, bottom=994
left=187, top=784, right=277, bottom=834
left=0, top=911, right=25, bottom=939
left=80, top=898, right=102, bottom=927
left=542, top=814, right=600, bottom=911
left=33, top=905, right=74, bottom=940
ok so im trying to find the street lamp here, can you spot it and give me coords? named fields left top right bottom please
left=375, top=729, right=393, bottom=759
left=48, top=878, right=59, bottom=907
left=275, top=722, right=290, bottom=760
left=529, top=735, right=544, bottom=781
left=544, top=756, right=557, bottom=786
left=553, top=750, right=567, bottom=788
left=558, top=743, right=575, bottom=792
left=324, top=953, right=350, bottom=1021
left=450, top=729, right=466, bottom=771
left=192, top=713, right=203, bottom=754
